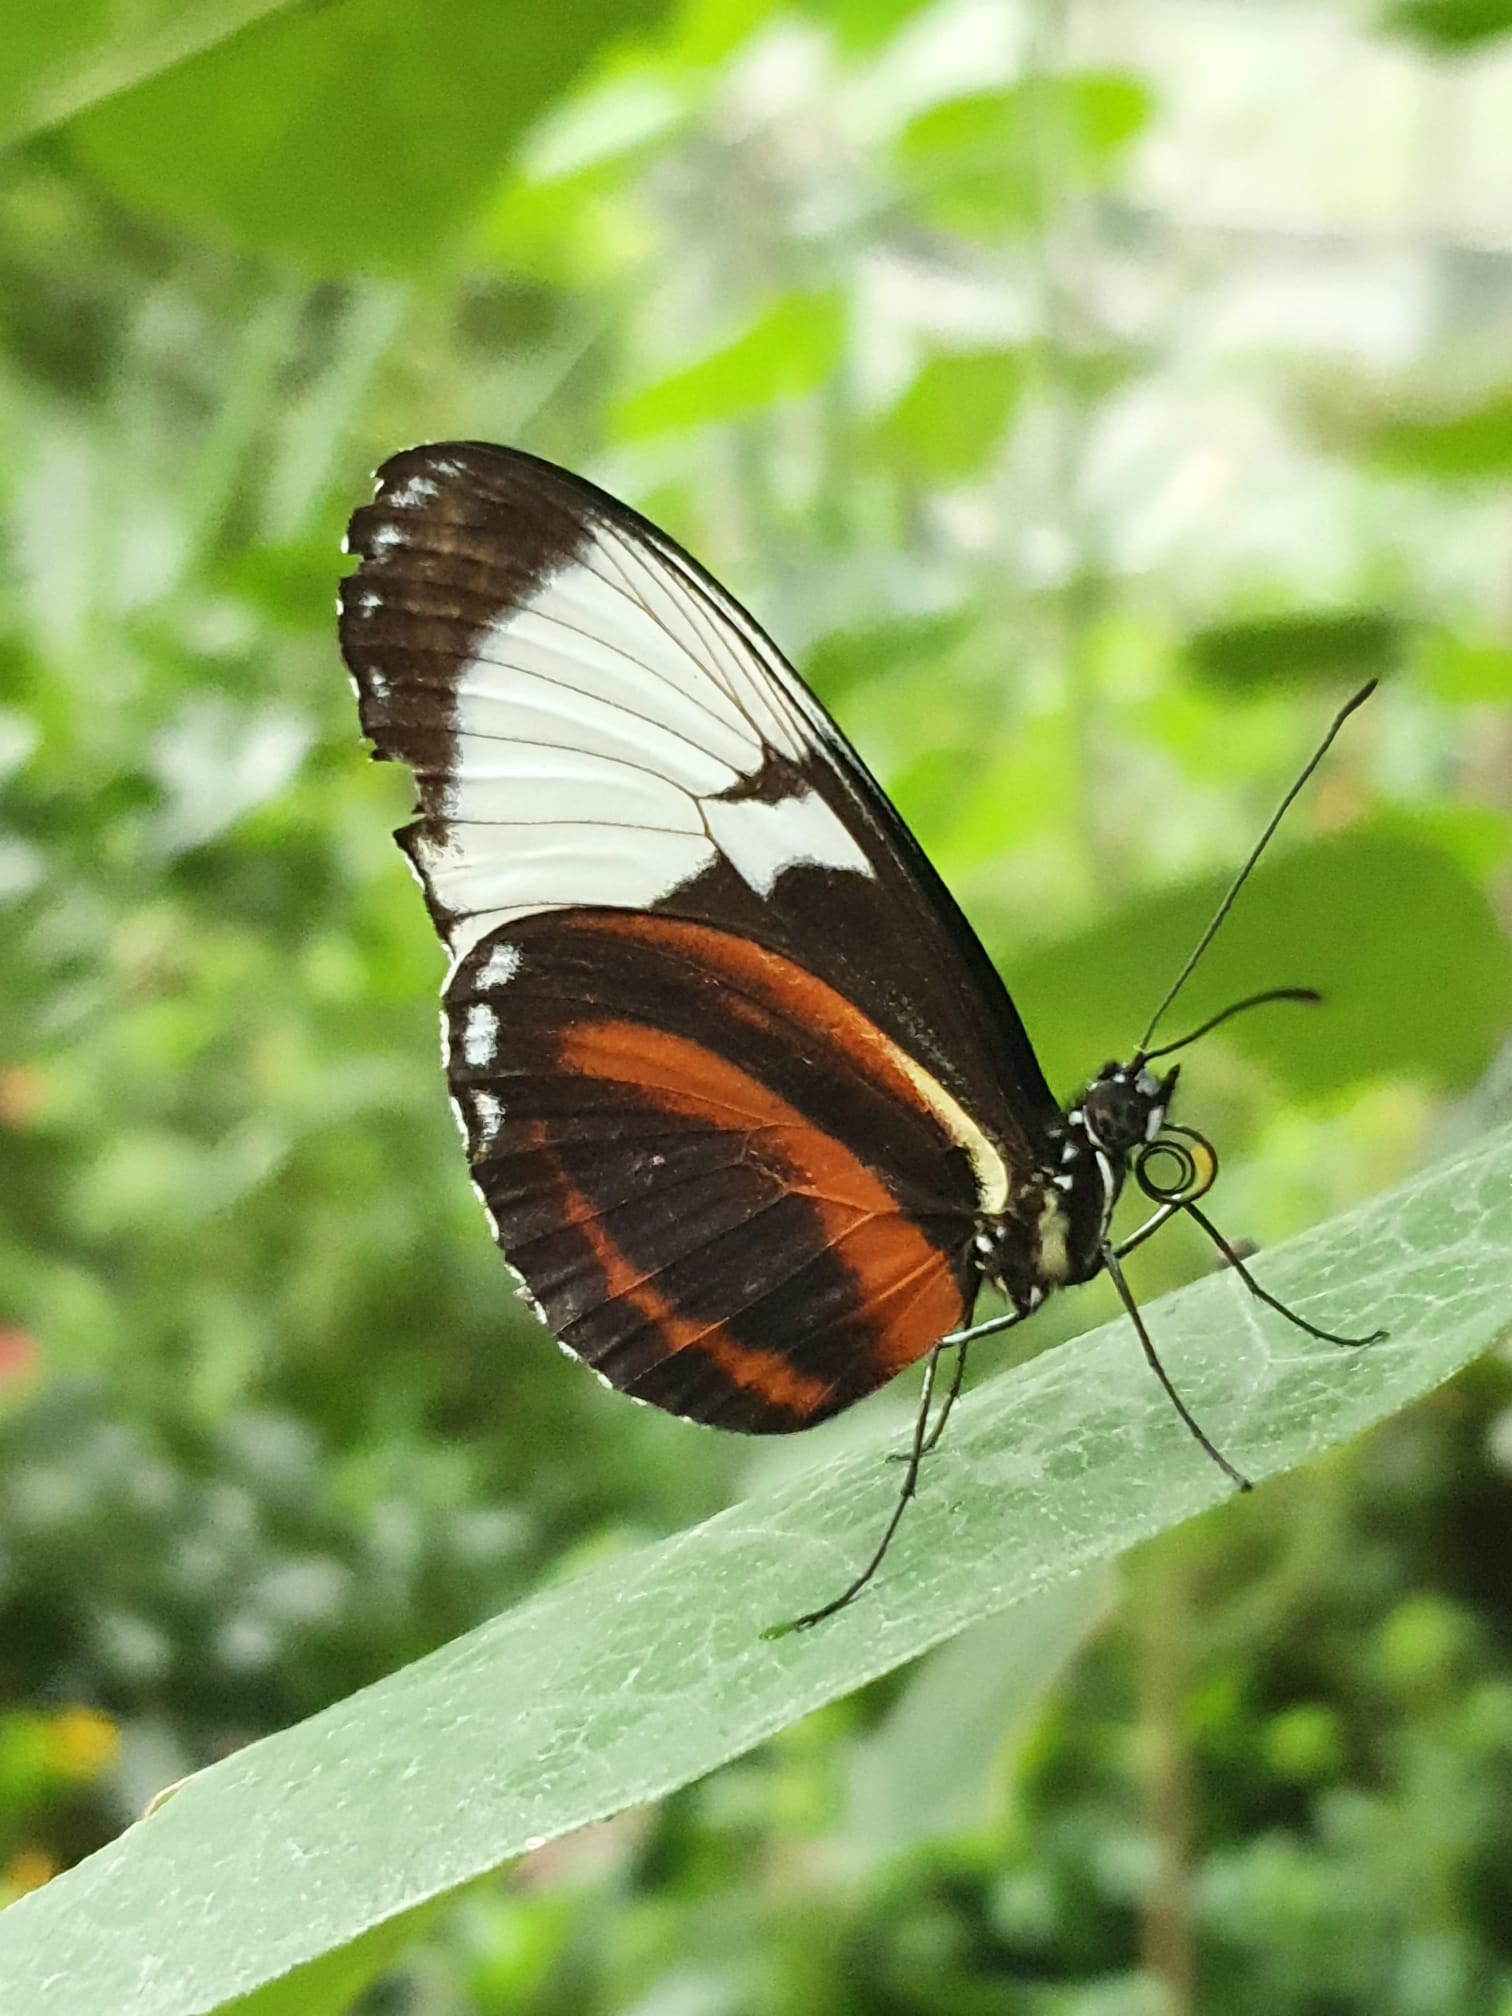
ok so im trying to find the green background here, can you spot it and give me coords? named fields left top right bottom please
left=1, top=1, right=1510, bottom=2011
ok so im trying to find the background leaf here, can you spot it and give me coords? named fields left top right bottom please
left=1183, top=613, right=1409, bottom=693
left=612, top=292, right=845, bottom=437
left=843, top=1567, right=1115, bottom=1869
left=879, top=348, right=1027, bottom=479
left=0, top=0, right=293, bottom=145
left=1384, top=0, right=1512, bottom=48
left=59, top=0, right=670, bottom=270
left=1366, top=386, right=1512, bottom=482
left=1003, top=824, right=1512, bottom=1101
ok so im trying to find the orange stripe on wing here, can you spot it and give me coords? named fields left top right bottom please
left=548, top=1152, right=834, bottom=1422
left=558, top=1018, right=965, bottom=1384
left=575, top=912, right=1010, bottom=1212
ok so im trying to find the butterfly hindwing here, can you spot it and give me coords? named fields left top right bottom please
left=446, top=909, right=977, bottom=1430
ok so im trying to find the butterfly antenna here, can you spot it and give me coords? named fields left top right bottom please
left=1139, top=986, right=1322, bottom=1064
left=1135, top=680, right=1377, bottom=1060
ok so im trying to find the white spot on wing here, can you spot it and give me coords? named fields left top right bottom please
left=472, top=1089, right=504, bottom=1149
left=390, top=475, right=437, bottom=507
left=463, top=1002, right=498, bottom=1068
left=479, top=942, right=522, bottom=989
left=703, top=787, right=871, bottom=897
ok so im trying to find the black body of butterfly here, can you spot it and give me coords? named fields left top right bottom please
left=338, top=441, right=1380, bottom=1630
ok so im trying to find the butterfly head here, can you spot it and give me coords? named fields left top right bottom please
left=1081, top=1059, right=1179, bottom=1160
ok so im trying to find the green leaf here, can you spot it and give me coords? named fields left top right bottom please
left=0, top=0, right=292, bottom=145
left=844, top=1566, right=1114, bottom=1868
left=1418, top=631, right=1512, bottom=703
left=0, top=1125, right=1507, bottom=2014
left=879, top=348, right=1027, bottom=480
left=59, top=0, right=670, bottom=271
left=1384, top=0, right=1512, bottom=48
left=1183, top=611, right=1409, bottom=693
left=612, top=291, right=844, bottom=438
left=221, top=1904, right=445, bottom=2016
left=1367, top=385, right=1512, bottom=482
left=1002, top=824, right=1512, bottom=1102
left=804, top=610, right=973, bottom=708
left=894, top=74, right=1151, bottom=239
left=798, top=0, right=939, bottom=51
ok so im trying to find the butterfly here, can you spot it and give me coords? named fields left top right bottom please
left=338, top=441, right=1380, bottom=1629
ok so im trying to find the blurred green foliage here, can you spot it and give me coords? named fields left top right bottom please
left=0, top=0, right=1509, bottom=2009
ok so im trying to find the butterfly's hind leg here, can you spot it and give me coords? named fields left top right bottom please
left=768, top=1343, right=949, bottom=1635
left=887, top=1338, right=969, bottom=1465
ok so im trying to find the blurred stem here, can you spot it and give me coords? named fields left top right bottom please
left=1021, top=0, right=1114, bottom=900
left=177, top=279, right=308, bottom=571
left=1136, top=1538, right=1196, bottom=2016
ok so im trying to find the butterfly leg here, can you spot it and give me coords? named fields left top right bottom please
left=1112, top=1199, right=1184, bottom=1262
left=889, top=1339, right=970, bottom=1465
left=772, top=1344, right=947, bottom=1634
left=1101, top=1243, right=1252, bottom=1491
left=1183, top=1201, right=1386, bottom=1349
left=920, top=1339, right=969, bottom=1456
left=896, top=1292, right=1036, bottom=1466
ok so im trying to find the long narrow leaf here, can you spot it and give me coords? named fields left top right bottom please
left=0, top=1125, right=1507, bottom=2016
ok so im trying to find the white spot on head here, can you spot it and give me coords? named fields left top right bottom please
left=703, top=786, right=871, bottom=897
left=1067, top=1109, right=1084, bottom=1127
left=478, top=942, right=522, bottom=990
left=1135, top=1068, right=1160, bottom=1098
left=1093, top=1149, right=1116, bottom=1231
left=463, top=1002, right=498, bottom=1068
left=1144, top=1104, right=1166, bottom=1143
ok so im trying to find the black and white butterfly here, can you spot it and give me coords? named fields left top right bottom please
left=338, top=441, right=1378, bottom=1628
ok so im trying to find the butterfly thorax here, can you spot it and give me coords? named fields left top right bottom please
left=975, top=1059, right=1178, bottom=1313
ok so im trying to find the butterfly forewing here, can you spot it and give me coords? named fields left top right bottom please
left=339, top=441, right=1057, bottom=1430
